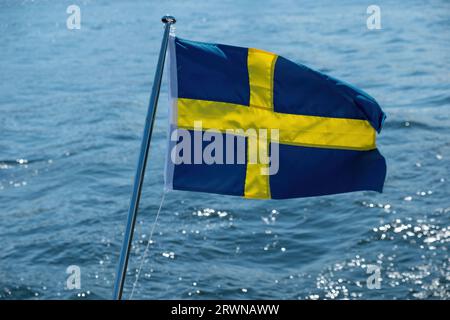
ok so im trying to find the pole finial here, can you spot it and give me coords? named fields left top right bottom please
left=162, top=15, right=176, bottom=24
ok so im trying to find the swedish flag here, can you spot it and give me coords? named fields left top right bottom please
left=165, top=37, right=386, bottom=199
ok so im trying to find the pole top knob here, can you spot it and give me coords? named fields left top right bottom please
left=162, top=15, right=176, bottom=24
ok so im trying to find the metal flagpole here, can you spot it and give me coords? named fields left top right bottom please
left=113, top=15, right=176, bottom=300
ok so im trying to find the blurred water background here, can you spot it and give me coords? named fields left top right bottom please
left=0, top=0, right=449, bottom=299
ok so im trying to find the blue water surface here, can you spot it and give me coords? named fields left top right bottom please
left=0, top=0, right=449, bottom=299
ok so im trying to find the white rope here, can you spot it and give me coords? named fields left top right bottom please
left=129, top=190, right=166, bottom=300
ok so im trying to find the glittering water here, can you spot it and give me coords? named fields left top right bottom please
left=0, top=0, right=449, bottom=300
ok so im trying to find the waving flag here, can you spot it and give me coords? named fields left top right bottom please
left=165, top=37, right=386, bottom=199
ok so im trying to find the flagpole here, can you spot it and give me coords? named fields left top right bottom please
left=113, top=15, right=176, bottom=300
